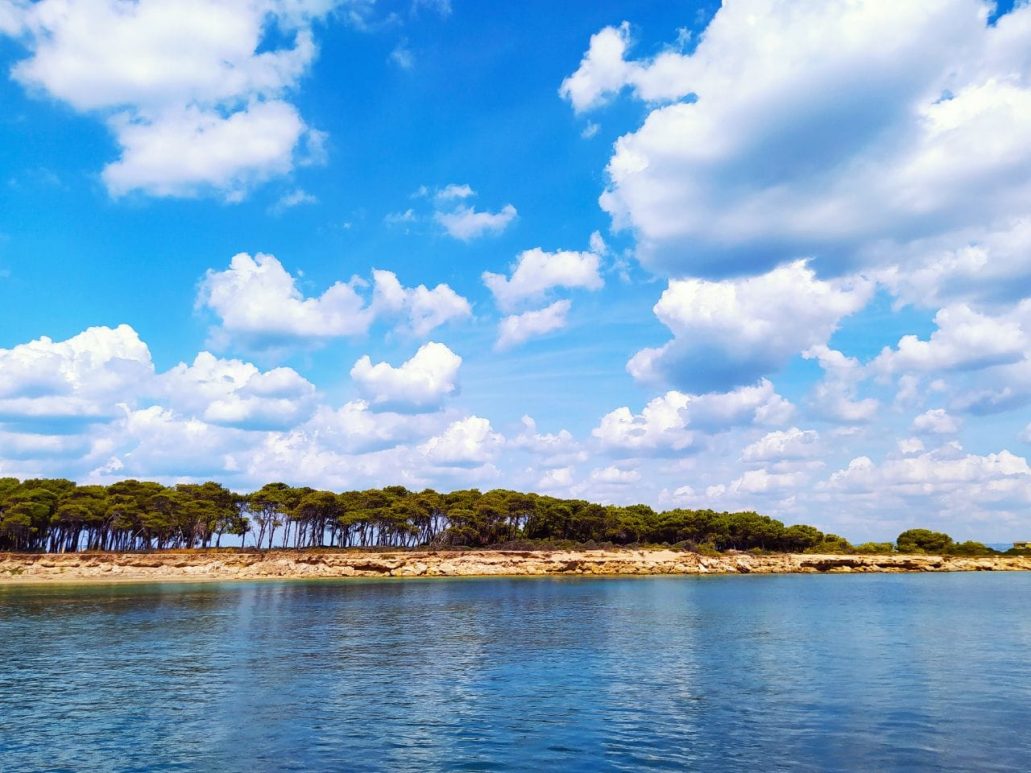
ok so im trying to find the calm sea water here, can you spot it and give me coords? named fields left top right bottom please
left=2, top=574, right=1030, bottom=772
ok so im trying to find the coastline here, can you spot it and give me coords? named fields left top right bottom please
left=2, top=549, right=1030, bottom=585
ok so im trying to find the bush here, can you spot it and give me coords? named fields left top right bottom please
left=945, top=541, right=995, bottom=556
left=853, top=542, right=895, bottom=554
left=897, top=529, right=953, bottom=554
left=804, top=534, right=853, bottom=554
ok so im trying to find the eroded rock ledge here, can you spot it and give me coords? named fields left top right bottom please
left=2, top=549, right=1029, bottom=584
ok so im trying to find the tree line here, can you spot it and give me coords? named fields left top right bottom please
left=0, top=477, right=1004, bottom=555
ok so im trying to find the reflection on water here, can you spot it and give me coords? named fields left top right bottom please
left=2, top=574, right=1030, bottom=771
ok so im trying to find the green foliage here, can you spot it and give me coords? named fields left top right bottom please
left=897, top=529, right=954, bottom=554
left=853, top=542, right=895, bottom=554
left=945, top=540, right=995, bottom=556
left=804, top=534, right=853, bottom=554
left=0, top=476, right=987, bottom=557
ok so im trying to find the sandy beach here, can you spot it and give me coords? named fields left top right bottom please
left=2, top=549, right=1029, bottom=584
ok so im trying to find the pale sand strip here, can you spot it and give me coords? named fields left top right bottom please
left=2, top=549, right=1030, bottom=585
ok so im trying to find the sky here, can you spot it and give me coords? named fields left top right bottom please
left=1, top=0, right=1031, bottom=541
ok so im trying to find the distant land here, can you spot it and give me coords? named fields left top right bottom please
left=3, top=548, right=1031, bottom=584
left=3, top=479, right=1028, bottom=584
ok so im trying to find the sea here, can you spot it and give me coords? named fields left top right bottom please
left=1, top=573, right=1029, bottom=771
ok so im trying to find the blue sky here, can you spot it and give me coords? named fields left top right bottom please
left=2, top=0, right=1031, bottom=541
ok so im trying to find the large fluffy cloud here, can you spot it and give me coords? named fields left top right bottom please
left=593, top=379, right=792, bottom=456
left=823, top=443, right=1031, bottom=533
left=198, top=253, right=372, bottom=347
left=2, top=0, right=333, bottom=198
left=197, top=253, right=470, bottom=351
left=350, top=342, right=462, bottom=412
left=370, top=270, right=472, bottom=337
left=564, top=2, right=1031, bottom=280
left=0, top=325, right=153, bottom=432
left=873, top=303, right=1027, bottom=375
left=629, top=260, right=871, bottom=391
left=483, top=247, right=603, bottom=312
left=157, top=351, right=317, bottom=430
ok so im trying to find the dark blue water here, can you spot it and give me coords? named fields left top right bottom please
left=2, top=574, right=1030, bottom=772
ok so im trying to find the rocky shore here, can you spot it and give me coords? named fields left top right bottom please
left=2, top=549, right=1029, bottom=584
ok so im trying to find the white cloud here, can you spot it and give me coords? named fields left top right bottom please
left=537, top=466, right=575, bottom=492
left=825, top=444, right=1031, bottom=519
left=157, top=352, right=317, bottom=430
left=628, top=260, right=871, bottom=391
left=873, top=303, right=1026, bottom=375
left=435, top=203, right=517, bottom=241
left=270, top=188, right=318, bottom=214
left=589, top=465, right=641, bottom=485
left=803, top=345, right=879, bottom=424
left=198, top=252, right=372, bottom=348
left=103, top=101, right=306, bottom=199
left=875, top=218, right=1031, bottom=308
left=197, top=254, right=471, bottom=350
left=4, top=0, right=334, bottom=199
left=350, top=342, right=462, bottom=412
left=563, top=3, right=1031, bottom=280
left=911, top=408, right=960, bottom=435
left=898, top=437, right=926, bottom=455
left=301, top=401, right=444, bottom=455
left=558, top=22, right=635, bottom=113
left=742, top=427, right=820, bottom=462
left=434, top=183, right=475, bottom=202
left=495, top=300, right=571, bottom=351
left=419, top=416, right=503, bottom=467
left=593, top=379, right=791, bottom=455
left=0, top=324, right=153, bottom=431
left=724, top=468, right=809, bottom=496
left=483, top=247, right=604, bottom=312
left=370, top=269, right=472, bottom=337
left=390, top=42, right=414, bottom=70
left=511, top=416, right=585, bottom=467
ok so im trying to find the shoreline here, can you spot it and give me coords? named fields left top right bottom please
left=2, top=549, right=1030, bottom=585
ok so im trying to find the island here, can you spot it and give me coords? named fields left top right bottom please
left=2, top=477, right=1028, bottom=583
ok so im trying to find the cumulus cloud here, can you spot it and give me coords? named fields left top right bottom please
left=495, top=300, right=571, bottom=351
left=589, top=465, right=641, bottom=485
left=0, top=324, right=153, bottom=432
left=911, top=408, right=960, bottom=435
left=350, top=342, right=462, bottom=412
left=559, top=22, right=636, bottom=113
left=198, top=253, right=372, bottom=348
left=873, top=303, right=1026, bottom=375
left=435, top=203, right=517, bottom=241
left=563, top=2, right=1031, bottom=280
left=419, top=416, right=503, bottom=467
left=398, top=183, right=517, bottom=240
left=742, top=428, right=821, bottom=463
left=3, top=0, right=335, bottom=199
left=803, top=346, right=879, bottom=424
left=197, top=253, right=470, bottom=350
left=370, top=269, right=472, bottom=337
left=300, top=401, right=445, bottom=455
left=875, top=218, right=1031, bottom=309
left=511, top=416, right=585, bottom=467
left=593, top=379, right=792, bottom=455
left=483, top=247, right=604, bottom=312
left=628, top=260, right=871, bottom=391
left=157, top=352, right=317, bottom=430
left=824, top=444, right=1031, bottom=524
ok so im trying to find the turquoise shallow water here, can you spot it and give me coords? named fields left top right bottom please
left=2, top=573, right=1030, bottom=772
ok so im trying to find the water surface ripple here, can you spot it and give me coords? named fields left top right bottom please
left=2, top=573, right=1029, bottom=771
